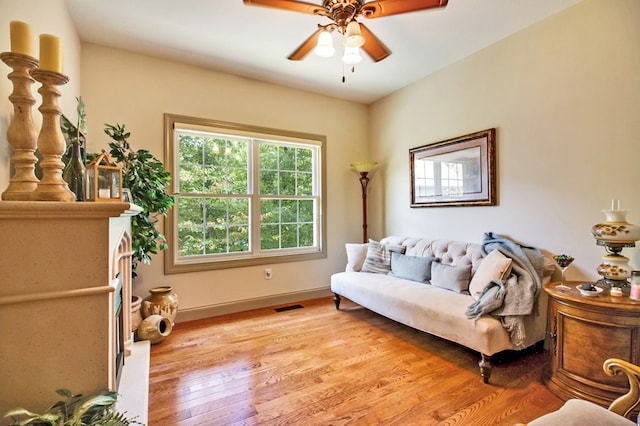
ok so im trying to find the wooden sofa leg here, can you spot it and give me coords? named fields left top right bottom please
left=333, top=293, right=341, bottom=309
left=534, top=340, right=545, bottom=354
left=479, top=354, right=493, bottom=383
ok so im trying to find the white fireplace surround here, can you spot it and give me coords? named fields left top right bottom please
left=0, top=201, right=149, bottom=423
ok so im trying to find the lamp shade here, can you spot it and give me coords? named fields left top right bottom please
left=351, top=161, right=378, bottom=173
left=314, top=30, right=335, bottom=57
left=344, top=21, right=365, bottom=48
left=342, top=46, right=362, bottom=65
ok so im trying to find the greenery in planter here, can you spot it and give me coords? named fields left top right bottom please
left=103, top=123, right=174, bottom=278
left=2, top=388, right=139, bottom=425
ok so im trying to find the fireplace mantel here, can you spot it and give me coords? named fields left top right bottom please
left=0, top=201, right=147, bottom=420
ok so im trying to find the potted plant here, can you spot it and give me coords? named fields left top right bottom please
left=2, top=388, right=139, bottom=425
left=103, top=123, right=174, bottom=278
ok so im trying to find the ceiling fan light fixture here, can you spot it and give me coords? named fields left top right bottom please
left=314, top=30, right=335, bottom=57
left=245, top=0, right=450, bottom=66
left=344, top=21, right=365, bottom=48
left=342, top=46, right=362, bottom=65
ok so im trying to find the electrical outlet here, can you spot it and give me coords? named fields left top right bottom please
left=264, top=268, right=272, bottom=280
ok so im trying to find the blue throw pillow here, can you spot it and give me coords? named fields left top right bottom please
left=430, top=262, right=472, bottom=294
left=389, top=252, right=436, bottom=283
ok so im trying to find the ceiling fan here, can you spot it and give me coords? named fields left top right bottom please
left=243, top=0, right=449, bottom=63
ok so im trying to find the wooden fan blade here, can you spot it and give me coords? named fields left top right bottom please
left=243, top=0, right=326, bottom=16
left=359, top=23, right=391, bottom=62
left=361, top=0, right=448, bottom=19
left=288, top=28, right=324, bottom=60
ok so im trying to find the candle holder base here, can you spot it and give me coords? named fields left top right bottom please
left=29, top=68, right=74, bottom=202
left=0, top=51, right=39, bottom=201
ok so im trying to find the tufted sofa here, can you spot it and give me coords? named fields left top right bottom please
left=331, top=236, right=551, bottom=383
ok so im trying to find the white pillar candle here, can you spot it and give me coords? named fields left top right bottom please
left=10, top=21, right=33, bottom=56
left=39, top=34, right=63, bottom=73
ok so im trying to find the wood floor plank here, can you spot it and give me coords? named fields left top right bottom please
left=148, top=297, right=564, bottom=425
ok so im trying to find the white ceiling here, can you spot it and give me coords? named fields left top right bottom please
left=63, top=0, right=582, bottom=104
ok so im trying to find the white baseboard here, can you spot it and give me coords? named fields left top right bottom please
left=175, top=287, right=333, bottom=323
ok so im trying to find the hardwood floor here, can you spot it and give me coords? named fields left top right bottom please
left=148, top=297, right=564, bottom=425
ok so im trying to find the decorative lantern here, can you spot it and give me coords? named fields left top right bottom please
left=86, top=150, right=122, bottom=202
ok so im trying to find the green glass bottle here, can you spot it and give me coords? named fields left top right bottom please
left=63, top=141, right=86, bottom=201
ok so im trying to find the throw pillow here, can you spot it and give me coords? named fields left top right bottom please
left=361, top=240, right=406, bottom=274
left=389, top=252, right=436, bottom=283
left=430, top=262, right=472, bottom=294
left=345, top=243, right=368, bottom=272
left=542, top=255, right=556, bottom=278
left=468, top=249, right=513, bottom=300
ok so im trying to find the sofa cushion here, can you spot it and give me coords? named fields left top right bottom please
left=469, top=249, right=513, bottom=300
left=389, top=252, right=436, bottom=283
left=430, top=262, right=472, bottom=293
left=543, top=255, right=556, bottom=278
left=345, top=243, right=368, bottom=272
left=330, top=271, right=517, bottom=355
left=361, top=240, right=406, bottom=274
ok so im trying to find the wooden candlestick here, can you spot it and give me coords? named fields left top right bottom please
left=29, top=68, right=74, bottom=202
left=1, top=52, right=40, bottom=201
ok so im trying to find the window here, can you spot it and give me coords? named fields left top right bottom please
left=164, top=114, right=326, bottom=273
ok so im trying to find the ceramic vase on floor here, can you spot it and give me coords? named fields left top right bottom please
left=137, top=314, right=173, bottom=344
left=131, top=295, right=143, bottom=333
left=141, top=286, right=179, bottom=325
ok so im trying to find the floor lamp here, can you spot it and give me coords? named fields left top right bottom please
left=351, top=161, right=378, bottom=243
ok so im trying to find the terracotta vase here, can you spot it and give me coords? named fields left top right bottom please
left=141, top=286, right=179, bottom=324
left=136, top=314, right=172, bottom=344
left=130, top=295, right=143, bottom=333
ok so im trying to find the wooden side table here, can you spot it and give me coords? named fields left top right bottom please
left=543, top=281, right=640, bottom=413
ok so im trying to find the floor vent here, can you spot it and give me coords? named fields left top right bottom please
left=274, top=304, right=303, bottom=312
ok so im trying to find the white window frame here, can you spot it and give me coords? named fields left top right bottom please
left=164, top=113, right=326, bottom=274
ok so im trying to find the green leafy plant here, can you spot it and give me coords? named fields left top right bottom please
left=103, top=123, right=174, bottom=278
left=2, top=388, right=139, bottom=425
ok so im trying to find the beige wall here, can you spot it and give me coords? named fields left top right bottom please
left=368, top=0, right=640, bottom=282
left=80, top=44, right=368, bottom=317
left=0, top=0, right=82, bottom=193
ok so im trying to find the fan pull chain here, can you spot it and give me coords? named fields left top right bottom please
left=341, top=63, right=357, bottom=83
